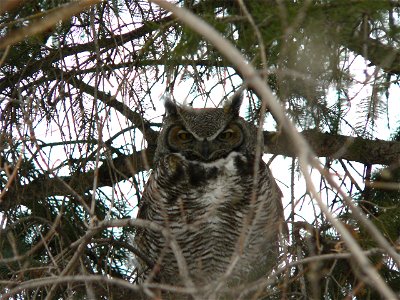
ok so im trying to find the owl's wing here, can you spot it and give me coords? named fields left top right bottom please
left=132, top=174, right=155, bottom=272
left=136, top=194, right=148, bottom=221
left=136, top=171, right=156, bottom=219
left=134, top=173, right=155, bottom=246
left=269, top=168, right=289, bottom=236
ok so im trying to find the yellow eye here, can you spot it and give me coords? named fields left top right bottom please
left=218, top=129, right=234, bottom=141
left=177, top=130, right=192, bottom=141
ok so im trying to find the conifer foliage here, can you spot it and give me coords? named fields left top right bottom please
left=0, top=1, right=399, bottom=298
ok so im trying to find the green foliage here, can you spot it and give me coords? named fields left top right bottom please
left=361, top=128, right=400, bottom=242
left=0, top=0, right=399, bottom=298
left=0, top=0, right=71, bottom=70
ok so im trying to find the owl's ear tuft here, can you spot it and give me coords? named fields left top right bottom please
left=164, top=96, right=179, bottom=116
left=224, top=93, right=243, bottom=116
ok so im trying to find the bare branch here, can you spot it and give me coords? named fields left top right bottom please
left=65, top=74, right=158, bottom=142
left=149, top=1, right=397, bottom=297
left=0, top=0, right=104, bottom=50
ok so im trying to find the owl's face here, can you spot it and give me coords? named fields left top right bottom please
left=166, top=119, right=244, bottom=161
left=154, top=94, right=259, bottom=163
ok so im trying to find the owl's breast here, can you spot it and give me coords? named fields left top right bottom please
left=158, top=152, right=251, bottom=207
left=139, top=151, right=280, bottom=283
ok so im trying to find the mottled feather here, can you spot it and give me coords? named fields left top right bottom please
left=134, top=95, right=285, bottom=298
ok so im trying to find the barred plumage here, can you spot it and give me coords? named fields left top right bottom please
left=134, top=94, right=285, bottom=297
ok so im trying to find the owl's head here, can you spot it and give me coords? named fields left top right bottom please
left=154, top=94, right=260, bottom=163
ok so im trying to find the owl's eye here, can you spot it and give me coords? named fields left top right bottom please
left=177, top=130, right=193, bottom=142
left=217, top=124, right=243, bottom=146
left=218, top=129, right=234, bottom=141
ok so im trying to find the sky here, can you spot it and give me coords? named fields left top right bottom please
left=135, top=57, right=400, bottom=225
left=2, top=8, right=400, bottom=231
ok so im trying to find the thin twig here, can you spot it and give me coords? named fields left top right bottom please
left=148, top=1, right=398, bottom=298
left=237, top=248, right=384, bottom=298
left=0, top=0, right=104, bottom=50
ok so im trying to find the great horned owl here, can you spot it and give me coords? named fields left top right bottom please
left=135, top=94, right=285, bottom=298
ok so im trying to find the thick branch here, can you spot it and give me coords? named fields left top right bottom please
left=265, top=130, right=400, bottom=166
left=1, top=130, right=399, bottom=212
left=0, top=148, right=154, bottom=212
left=0, top=0, right=23, bottom=14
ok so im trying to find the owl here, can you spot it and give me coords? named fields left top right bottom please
left=134, top=94, right=285, bottom=298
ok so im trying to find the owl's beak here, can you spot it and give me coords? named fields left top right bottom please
left=200, top=140, right=210, bottom=159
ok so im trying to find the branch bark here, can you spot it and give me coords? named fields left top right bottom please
left=343, top=34, right=400, bottom=75
left=0, top=148, right=154, bottom=211
left=265, top=130, right=400, bottom=166
left=1, top=130, right=399, bottom=212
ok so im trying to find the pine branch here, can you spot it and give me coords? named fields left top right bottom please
left=0, top=0, right=103, bottom=50
left=65, top=74, right=158, bottom=143
left=1, top=130, right=399, bottom=212
left=344, top=35, right=400, bottom=75
left=0, top=147, right=154, bottom=211
left=0, top=0, right=227, bottom=94
left=0, top=13, right=174, bottom=93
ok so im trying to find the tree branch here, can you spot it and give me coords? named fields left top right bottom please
left=0, top=13, right=174, bottom=93
left=0, top=0, right=103, bottom=50
left=1, top=130, right=399, bottom=212
left=65, top=74, right=158, bottom=143
left=0, top=0, right=227, bottom=93
left=265, top=130, right=400, bottom=166
left=344, top=34, right=400, bottom=75
left=0, top=148, right=154, bottom=211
